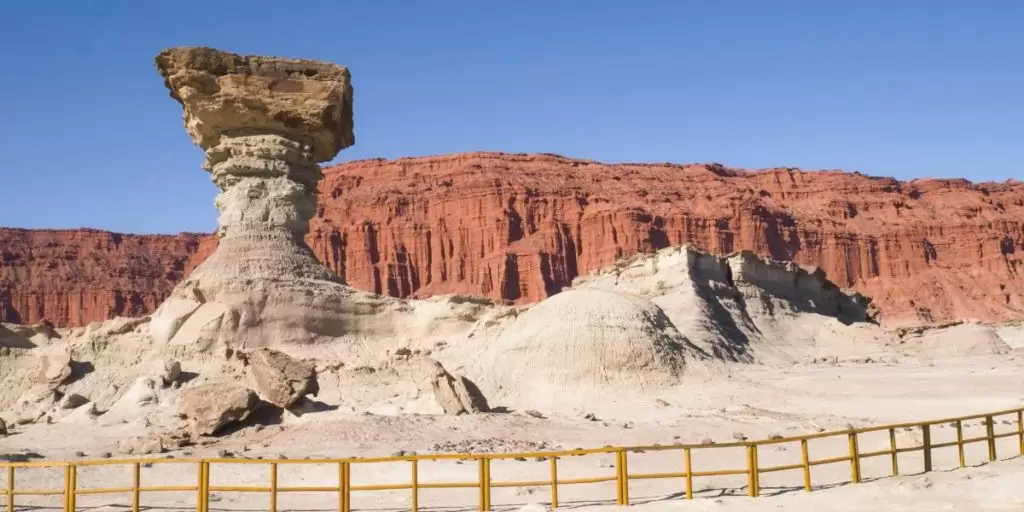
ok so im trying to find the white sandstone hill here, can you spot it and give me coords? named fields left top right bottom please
left=3, top=243, right=1019, bottom=433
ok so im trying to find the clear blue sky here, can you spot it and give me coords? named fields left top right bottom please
left=1, top=1, right=1020, bottom=234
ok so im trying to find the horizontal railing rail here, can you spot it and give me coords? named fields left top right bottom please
left=2, top=406, right=1022, bottom=511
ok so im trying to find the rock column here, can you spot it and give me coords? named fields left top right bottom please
left=149, top=47, right=360, bottom=348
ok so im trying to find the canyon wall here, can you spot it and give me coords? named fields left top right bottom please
left=3, top=152, right=1022, bottom=327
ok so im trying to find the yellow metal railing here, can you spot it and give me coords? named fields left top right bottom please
left=3, top=406, right=1023, bottom=511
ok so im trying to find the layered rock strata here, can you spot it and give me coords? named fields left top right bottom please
left=3, top=153, right=1023, bottom=327
left=149, top=46, right=365, bottom=348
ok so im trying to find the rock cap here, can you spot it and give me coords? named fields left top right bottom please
left=155, top=46, right=354, bottom=162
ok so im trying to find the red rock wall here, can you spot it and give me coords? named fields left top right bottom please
left=3, top=152, right=1022, bottom=327
left=0, top=228, right=213, bottom=326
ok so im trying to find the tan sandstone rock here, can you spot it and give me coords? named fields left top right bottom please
left=247, top=349, right=318, bottom=408
left=404, top=357, right=488, bottom=415
left=118, top=434, right=166, bottom=455
left=34, top=348, right=72, bottom=388
left=154, top=46, right=353, bottom=162
left=178, top=383, right=258, bottom=437
left=149, top=46, right=368, bottom=349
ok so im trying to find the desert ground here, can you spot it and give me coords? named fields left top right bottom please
left=3, top=342, right=1022, bottom=511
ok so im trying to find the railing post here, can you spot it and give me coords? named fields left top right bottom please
left=478, top=457, right=491, bottom=511
left=848, top=432, right=861, bottom=484
left=270, top=462, right=278, bottom=512
left=615, top=449, right=629, bottom=506
left=749, top=444, right=757, bottom=495
left=68, top=464, right=76, bottom=512
left=132, top=462, right=141, bottom=512
left=338, top=461, right=351, bottom=512
left=549, top=456, right=558, bottom=508
left=1018, top=411, right=1024, bottom=456
left=800, top=439, right=811, bottom=492
left=956, top=420, right=966, bottom=468
left=7, top=465, right=14, bottom=512
left=684, top=447, right=693, bottom=499
left=922, top=424, right=933, bottom=472
left=746, top=444, right=759, bottom=497
left=411, top=458, right=419, bottom=512
left=888, top=428, right=899, bottom=476
left=986, top=415, right=997, bottom=461
left=197, top=461, right=209, bottom=512
left=63, top=465, right=71, bottom=512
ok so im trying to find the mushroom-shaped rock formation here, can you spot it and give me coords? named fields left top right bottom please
left=149, top=47, right=387, bottom=348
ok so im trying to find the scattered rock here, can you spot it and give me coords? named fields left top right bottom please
left=247, top=349, right=319, bottom=409
left=34, top=349, right=73, bottom=388
left=404, top=357, right=489, bottom=414
left=60, top=393, right=90, bottom=410
left=583, top=413, right=597, bottom=421
left=655, top=399, right=670, bottom=407
left=394, top=347, right=412, bottom=358
left=700, top=438, right=715, bottom=445
left=155, top=360, right=182, bottom=387
left=427, top=439, right=556, bottom=454
left=118, top=435, right=166, bottom=455
left=0, top=418, right=6, bottom=436
left=178, top=383, right=258, bottom=437
left=74, top=451, right=86, bottom=458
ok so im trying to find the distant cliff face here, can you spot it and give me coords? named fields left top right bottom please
left=2, top=152, right=1022, bottom=327
left=0, top=228, right=214, bottom=326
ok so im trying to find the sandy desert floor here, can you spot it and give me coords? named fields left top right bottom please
left=3, top=352, right=1022, bottom=511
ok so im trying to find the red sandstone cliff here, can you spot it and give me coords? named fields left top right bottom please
left=2, top=152, right=1022, bottom=327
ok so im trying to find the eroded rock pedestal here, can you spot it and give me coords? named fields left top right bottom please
left=150, top=47, right=367, bottom=348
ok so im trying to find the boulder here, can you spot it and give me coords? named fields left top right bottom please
left=155, top=359, right=182, bottom=386
left=405, top=357, right=488, bottom=415
left=60, top=393, right=90, bottom=409
left=34, top=348, right=72, bottom=388
left=178, top=383, right=258, bottom=437
left=0, top=417, right=6, bottom=436
left=118, top=434, right=166, bottom=455
left=248, top=349, right=318, bottom=408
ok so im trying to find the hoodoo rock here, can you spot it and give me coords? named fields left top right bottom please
left=149, top=46, right=366, bottom=348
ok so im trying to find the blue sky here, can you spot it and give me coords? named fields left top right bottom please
left=0, top=1, right=1020, bottom=234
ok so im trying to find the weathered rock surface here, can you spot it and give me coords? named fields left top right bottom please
left=34, top=348, right=72, bottom=388
left=150, top=46, right=367, bottom=348
left=402, top=357, right=488, bottom=415
left=178, top=383, right=258, bottom=437
left=3, top=153, right=1023, bottom=327
left=155, top=46, right=354, bottom=163
left=247, top=349, right=318, bottom=408
left=0, top=228, right=210, bottom=327
left=117, top=434, right=166, bottom=455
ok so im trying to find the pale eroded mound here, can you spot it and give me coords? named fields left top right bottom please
left=464, top=288, right=710, bottom=410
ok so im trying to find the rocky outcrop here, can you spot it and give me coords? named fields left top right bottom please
left=177, top=383, right=258, bottom=437
left=149, top=46, right=365, bottom=348
left=3, top=154, right=1023, bottom=328
left=247, top=349, right=318, bottom=408
left=0, top=228, right=210, bottom=327
left=33, top=348, right=73, bottom=388
left=402, top=357, right=489, bottom=415
left=312, top=154, right=1023, bottom=327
